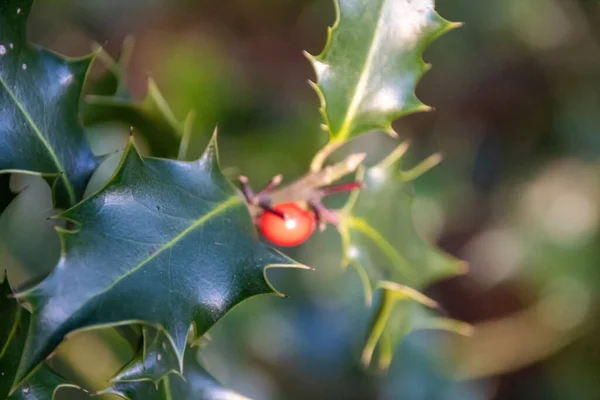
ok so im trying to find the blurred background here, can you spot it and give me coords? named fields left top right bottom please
left=3, top=0, right=600, bottom=399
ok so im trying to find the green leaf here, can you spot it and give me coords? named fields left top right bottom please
left=0, top=0, right=98, bottom=208
left=103, top=344, right=251, bottom=400
left=306, top=0, right=459, bottom=143
left=338, top=144, right=466, bottom=300
left=12, top=135, right=303, bottom=388
left=7, top=365, right=79, bottom=400
left=82, top=42, right=189, bottom=159
left=110, top=326, right=181, bottom=385
left=1, top=276, right=79, bottom=400
left=336, top=144, right=468, bottom=367
left=361, top=282, right=472, bottom=371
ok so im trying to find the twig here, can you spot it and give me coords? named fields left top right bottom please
left=266, top=152, right=365, bottom=205
left=244, top=152, right=366, bottom=219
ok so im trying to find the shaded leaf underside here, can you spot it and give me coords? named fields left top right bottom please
left=337, top=145, right=468, bottom=367
left=107, top=355, right=250, bottom=400
left=104, top=328, right=251, bottom=400
left=82, top=43, right=184, bottom=158
left=339, top=151, right=466, bottom=298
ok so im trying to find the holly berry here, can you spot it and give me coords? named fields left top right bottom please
left=259, top=202, right=315, bottom=247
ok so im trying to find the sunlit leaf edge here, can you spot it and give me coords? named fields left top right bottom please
left=304, top=0, right=462, bottom=143
left=10, top=133, right=307, bottom=390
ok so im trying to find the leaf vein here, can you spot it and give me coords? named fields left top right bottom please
left=0, top=73, right=75, bottom=204
left=334, top=0, right=387, bottom=141
left=347, top=216, right=416, bottom=282
left=89, top=195, right=241, bottom=300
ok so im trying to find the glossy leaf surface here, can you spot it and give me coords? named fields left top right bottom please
left=7, top=366, right=77, bottom=400
left=0, top=0, right=98, bottom=208
left=108, top=326, right=181, bottom=385
left=104, top=336, right=251, bottom=400
left=307, top=0, right=457, bottom=142
left=13, top=136, right=300, bottom=388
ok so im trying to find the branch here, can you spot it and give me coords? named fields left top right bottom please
left=243, top=152, right=366, bottom=219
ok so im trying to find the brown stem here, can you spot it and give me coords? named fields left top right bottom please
left=241, top=152, right=366, bottom=221
left=264, top=152, right=365, bottom=205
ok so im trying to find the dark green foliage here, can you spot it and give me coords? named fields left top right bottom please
left=0, top=0, right=98, bottom=208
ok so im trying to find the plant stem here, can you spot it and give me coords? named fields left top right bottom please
left=243, top=152, right=366, bottom=219
left=309, top=140, right=343, bottom=172
left=397, top=153, right=443, bottom=182
left=268, top=152, right=365, bottom=205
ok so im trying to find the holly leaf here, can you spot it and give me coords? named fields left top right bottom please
left=306, top=0, right=459, bottom=142
left=338, top=143, right=466, bottom=300
left=110, top=326, right=182, bottom=385
left=102, top=345, right=251, bottom=400
left=337, top=144, right=469, bottom=367
left=0, top=0, right=98, bottom=208
left=101, top=328, right=250, bottom=400
left=85, top=37, right=134, bottom=100
left=12, top=135, right=303, bottom=388
left=1, top=275, right=80, bottom=400
left=83, top=41, right=189, bottom=159
left=7, top=365, right=80, bottom=400
left=361, top=282, right=472, bottom=371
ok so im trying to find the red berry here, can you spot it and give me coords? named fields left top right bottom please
left=259, top=202, right=315, bottom=247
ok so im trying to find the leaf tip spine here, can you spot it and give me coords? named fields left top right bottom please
left=197, top=127, right=221, bottom=170
left=302, top=50, right=314, bottom=61
left=422, top=104, right=435, bottom=113
left=456, top=260, right=469, bottom=275
left=449, top=21, right=465, bottom=30
left=263, top=262, right=312, bottom=297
